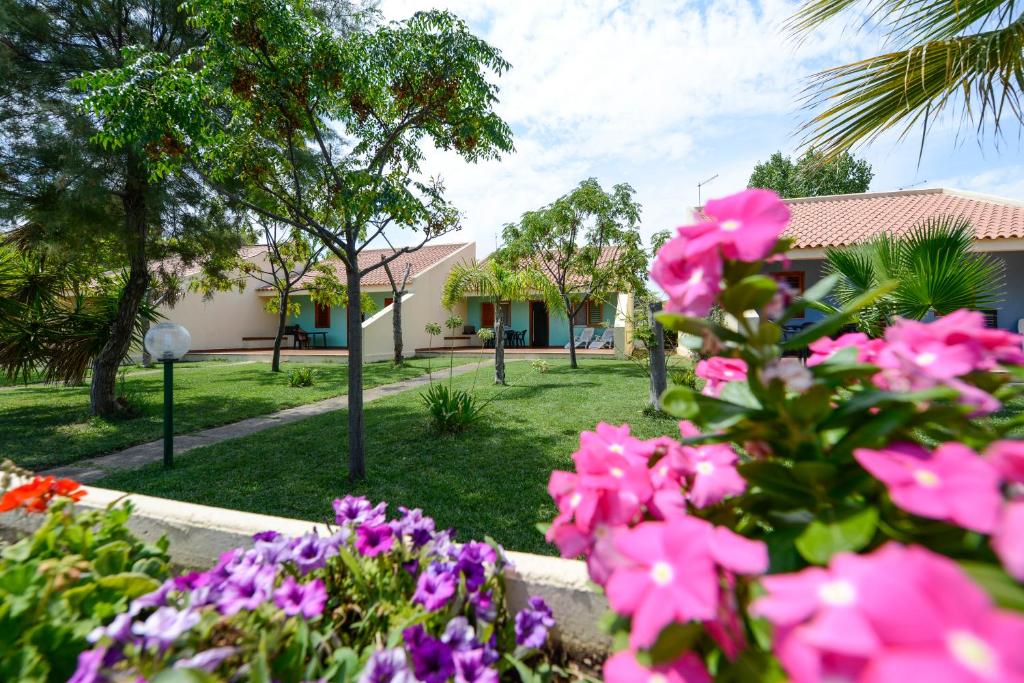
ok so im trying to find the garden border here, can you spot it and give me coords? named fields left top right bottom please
left=0, top=482, right=610, bottom=658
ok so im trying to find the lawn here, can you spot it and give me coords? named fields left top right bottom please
left=1, top=357, right=471, bottom=471
left=97, top=360, right=675, bottom=555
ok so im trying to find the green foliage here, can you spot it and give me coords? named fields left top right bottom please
left=286, top=367, right=318, bottom=388
left=790, top=0, right=1024, bottom=158
left=668, top=364, right=697, bottom=389
left=424, top=322, right=442, bottom=338
left=420, top=382, right=488, bottom=434
left=445, top=315, right=464, bottom=332
left=824, top=215, right=1004, bottom=334
left=0, top=501, right=170, bottom=683
left=531, top=359, right=551, bottom=374
left=747, top=149, right=873, bottom=198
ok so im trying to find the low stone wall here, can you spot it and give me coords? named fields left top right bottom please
left=0, top=484, right=610, bottom=658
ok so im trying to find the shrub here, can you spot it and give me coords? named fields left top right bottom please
left=421, top=382, right=488, bottom=435
left=546, top=188, right=1024, bottom=682
left=531, top=359, right=550, bottom=374
left=0, top=475, right=170, bottom=683
left=285, top=366, right=317, bottom=387
left=667, top=363, right=696, bottom=389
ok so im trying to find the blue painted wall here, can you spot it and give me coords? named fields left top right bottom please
left=465, top=296, right=616, bottom=347
left=290, top=295, right=347, bottom=347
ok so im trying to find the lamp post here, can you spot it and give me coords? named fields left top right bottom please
left=143, top=322, right=191, bottom=468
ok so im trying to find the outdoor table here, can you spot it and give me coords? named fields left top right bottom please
left=307, top=331, right=328, bottom=348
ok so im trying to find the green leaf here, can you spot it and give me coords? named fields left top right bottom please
left=503, top=653, right=539, bottom=683
left=93, top=541, right=131, bottom=576
left=251, top=633, right=272, bottom=683
left=781, top=281, right=898, bottom=350
left=644, top=622, right=703, bottom=666
left=959, top=562, right=1024, bottom=611
left=96, top=573, right=160, bottom=600
left=661, top=386, right=756, bottom=428
left=795, top=508, right=879, bottom=565
left=151, top=670, right=220, bottom=683
left=719, top=275, right=778, bottom=316
left=655, top=312, right=745, bottom=343
left=738, top=461, right=814, bottom=505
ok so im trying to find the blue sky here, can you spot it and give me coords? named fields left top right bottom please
left=379, top=0, right=1024, bottom=256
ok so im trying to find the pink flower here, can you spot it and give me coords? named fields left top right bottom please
left=605, top=518, right=767, bottom=648
left=986, top=440, right=1024, bottom=485
left=854, top=443, right=1002, bottom=533
left=695, top=357, right=748, bottom=397
left=604, top=650, right=711, bottom=683
left=672, top=422, right=746, bottom=508
left=688, top=188, right=791, bottom=262
left=807, top=332, right=885, bottom=367
left=578, top=422, right=652, bottom=467
left=993, top=500, right=1024, bottom=581
left=651, top=232, right=724, bottom=318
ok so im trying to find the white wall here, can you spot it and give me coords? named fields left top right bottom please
left=362, top=243, right=475, bottom=362
left=155, top=252, right=278, bottom=351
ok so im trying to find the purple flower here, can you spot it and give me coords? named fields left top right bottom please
left=174, top=646, right=237, bottom=672
left=514, top=597, right=555, bottom=649
left=392, top=507, right=436, bottom=548
left=253, top=530, right=280, bottom=542
left=457, top=542, right=496, bottom=592
left=355, top=524, right=394, bottom=557
left=133, top=606, right=200, bottom=650
left=273, top=576, right=327, bottom=619
left=442, top=617, right=478, bottom=652
left=358, top=647, right=416, bottom=683
left=454, top=649, right=499, bottom=683
left=69, top=646, right=106, bottom=683
left=471, top=589, right=497, bottom=623
left=333, top=496, right=387, bottom=527
left=412, top=563, right=457, bottom=612
left=216, top=565, right=276, bottom=616
left=87, top=613, right=133, bottom=644
left=403, top=627, right=455, bottom=683
left=291, top=534, right=330, bottom=574
left=128, top=579, right=173, bottom=616
left=254, top=535, right=293, bottom=565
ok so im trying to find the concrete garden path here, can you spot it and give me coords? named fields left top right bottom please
left=44, top=360, right=491, bottom=483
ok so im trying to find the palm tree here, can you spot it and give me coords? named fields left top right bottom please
left=791, top=0, right=1024, bottom=158
left=824, top=216, right=1004, bottom=335
left=441, top=257, right=550, bottom=385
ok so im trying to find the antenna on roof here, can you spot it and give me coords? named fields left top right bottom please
left=697, top=174, right=718, bottom=206
left=897, top=180, right=928, bottom=191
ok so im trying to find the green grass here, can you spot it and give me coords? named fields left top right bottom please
left=97, top=360, right=674, bottom=555
left=0, top=357, right=470, bottom=471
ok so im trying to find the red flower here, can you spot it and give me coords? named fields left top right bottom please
left=0, top=476, right=86, bottom=513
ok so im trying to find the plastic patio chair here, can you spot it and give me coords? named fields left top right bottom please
left=573, top=328, right=596, bottom=349
left=588, top=328, right=615, bottom=349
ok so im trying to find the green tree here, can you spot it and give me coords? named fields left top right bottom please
left=77, top=3, right=513, bottom=481
left=502, top=178, right=647, bottom=369
left=790, top=0, right=1024, bottom=158
left=748, top=150, right=873, bottom=198
left=824, top=216, right=1004, bottom=335
left=0, top=0, right=242, bottom=416
left=441, top=257, right=547, bottom=385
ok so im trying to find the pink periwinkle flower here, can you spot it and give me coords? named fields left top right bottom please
left=754, top=543, right=1024, bottom=683
left=577, top=422, right=651, bottom=466
left=854, top=442, right=1002, bottom=533
left=675, top=421, right=746, bottom=508
left=695, top=357, right=748, bottom=397
left=603, top=649, right=711, bottom=683
left=993, top=500, right=1024, bottom=582
left=986, top=440, right=1024, bottom=485
left=688, top=188, right=791, bottom=262
left=650, top=231, right=724, bottom=318
left=605, top=517, right=767, bottom=648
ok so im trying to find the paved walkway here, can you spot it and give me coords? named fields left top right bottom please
left=44, top=361, right=490, bottom=483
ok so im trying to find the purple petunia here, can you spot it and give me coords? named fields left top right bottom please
left=291, top=534, right=333, bottom=574
left=216, top=564, right=276, bottom=616
left=133, top=606, right=201, bottom=650
left=514, top=597, right=555, bottom=649
left=333, top=495, right=387, bottom=528
left=69, top=646, right=106, bottom=683
left=412, top=563, right=457, bottom=612
left=456, top=541, right=496, bottom=592
left=442, top=617, right=478, bottom=652
left=358, top=647, right=416, bottom=683
left=128, top=579, right=173, bottom=616
left=174, top=646, right=237, bottom=672
left=87, top=613, right=133, bottom=645
left=355, top=524, right=395, bottom=557
left=470, top=589, right=497, bottom=624
left=273, top=576, right=327, bottom=619
left=252, top=530, right=280, bottom=542
left=454, top=649, right=499, bottom=683
left=403, top=626, right=455, bottom=683
left=391, top=507, right=436, bottom=548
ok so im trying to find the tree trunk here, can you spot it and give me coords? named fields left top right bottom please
left=649, top=302, right=667, bottom=410
left=494, top=300, right=505, bottom=385
left=90, top=165, right=150, bottom=417
left=565, top=297, right=578, bottom=369
left=392, top=292, right=403, bottom=365
left=141, top=318, right=153, bottom=368
left=272, top=290, right=288, bottom=372
left=345, top=253, right=366, bottom=481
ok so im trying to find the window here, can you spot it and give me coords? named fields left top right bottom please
left=771, top=271, right=805, bottom=294
left=572, top=300, right=605, bottom=326
left=498, top=302, right=512, bottom=326
left=314, top=302, right=331, bottom=328
left=980, top=309, right=999, bottom=329
left=481, top=301, right=511, bottom=328
left=384, top=297, right=394, bottom=307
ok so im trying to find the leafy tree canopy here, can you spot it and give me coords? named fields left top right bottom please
left=748, top=149, right=873, bottom=198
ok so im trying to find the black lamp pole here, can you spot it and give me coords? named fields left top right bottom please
left=163, top=358, right=174, bottom=468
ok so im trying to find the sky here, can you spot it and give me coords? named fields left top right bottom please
left=377, top=0, right=1024, bottom=257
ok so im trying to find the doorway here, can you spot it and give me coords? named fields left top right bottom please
left=530, top=301, right=549, bottom=347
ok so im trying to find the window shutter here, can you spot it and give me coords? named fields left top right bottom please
left=384, top=298, right=393, bottom=307
left=481, top=302, right=494, bottom=328
left=770, top=271, right=805, bottom=293
left=980, top=309, right=999, bottom=329
left=588, top=300, right=604, bottom=325
left=499, top=302, right=512, bottom=326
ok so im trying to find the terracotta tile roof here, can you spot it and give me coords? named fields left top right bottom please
left=290, top=242, right=470, bottom=289
left=777, top=188, right=1024, bottom=249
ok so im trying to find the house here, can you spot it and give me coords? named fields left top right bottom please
left=763, top=188, right=1024, bottom=330
left=453, top=247, right=635, bottom=351
left=155, top=242, right=475, bottom=361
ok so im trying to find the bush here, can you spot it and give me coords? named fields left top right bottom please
left=0, top=475, right=170, bottom=683
left=547, top=188, right=1024, bottom=682
left=421, top=382, right=488, bottom=435
left=285, top=366, right=317, bottom=387
left=531, top=359, right=550, bottom=374
left=667, top=363, right=696, bottom=389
